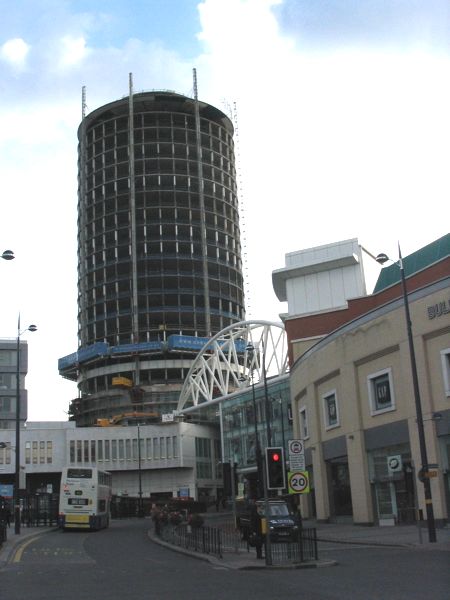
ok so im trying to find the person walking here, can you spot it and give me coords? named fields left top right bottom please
left=250, top=503, right=264, bottom=559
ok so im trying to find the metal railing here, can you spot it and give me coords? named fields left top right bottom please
left=270, top=528, right=318, bottom=565
left=159, top=524, right=223, bottom=558
left=158, top=522, right=318, bottom=565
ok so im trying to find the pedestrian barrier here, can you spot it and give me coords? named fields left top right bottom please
left=159, top=523, right=223, bottom=558
left=270, top=528, right=318, bottom=565
left=157, top=521, right=318, bottom=565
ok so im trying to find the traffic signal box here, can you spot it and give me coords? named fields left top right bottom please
left=265, top=447, right=286, bottom=490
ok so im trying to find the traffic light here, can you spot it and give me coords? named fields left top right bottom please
left=265, top=447, right=285, bottom=490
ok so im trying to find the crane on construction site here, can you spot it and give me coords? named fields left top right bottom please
left=96, top=411, right=159, bottom=427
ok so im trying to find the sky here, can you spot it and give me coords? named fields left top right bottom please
left=0, top=0, right=449, bottom=422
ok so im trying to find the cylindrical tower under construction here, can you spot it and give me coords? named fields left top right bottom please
left=59, top=87, right=245, bottom=425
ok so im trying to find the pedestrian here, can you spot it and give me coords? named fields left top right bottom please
left=250, top=502, right=264, bottom=559
left=5, top=503, right=11, bottom=527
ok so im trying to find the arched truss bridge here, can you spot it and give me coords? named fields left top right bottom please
left=177, top=320, right=289, bottom=411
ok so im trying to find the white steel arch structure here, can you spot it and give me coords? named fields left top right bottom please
left=177, top=320, right=289, bottom=411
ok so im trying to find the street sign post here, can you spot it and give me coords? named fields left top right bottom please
left=288, top=439, right=305, bottom=471
left=287, top=471, right=310, bottom=495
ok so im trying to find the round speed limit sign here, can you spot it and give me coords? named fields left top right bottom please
left=288, top=471, right=310, bottom=494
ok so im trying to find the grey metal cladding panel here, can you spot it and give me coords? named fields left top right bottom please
left=322, top=435, right=347, bottom=460
left=364, top=420, right=409, bottom=451
left=435, top=409, right=450, bottom=436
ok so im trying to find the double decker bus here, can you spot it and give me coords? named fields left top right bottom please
left=58, top=467, right=112, bottom=530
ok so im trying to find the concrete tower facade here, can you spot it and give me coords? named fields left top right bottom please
left=59, top=89, right=245, bottom=425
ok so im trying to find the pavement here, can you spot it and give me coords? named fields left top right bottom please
left=2, top=514, right=449, bottom=571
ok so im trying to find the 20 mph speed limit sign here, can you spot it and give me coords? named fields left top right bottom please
left=287, top=471, right=310, bottom=494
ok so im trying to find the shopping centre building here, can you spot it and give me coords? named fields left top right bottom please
left=273, top=235, right=450, bottom=525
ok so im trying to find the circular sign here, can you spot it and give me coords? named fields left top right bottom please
left=288, top=471, right=309, bottom=493
left=288, top=440, right=304, bottom=455
left=388, top=457, right=399, bottom=470
left=387, top=455, right=402, bottom=473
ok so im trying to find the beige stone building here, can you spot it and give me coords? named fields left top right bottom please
left=274, top=235, right=450, bottom=526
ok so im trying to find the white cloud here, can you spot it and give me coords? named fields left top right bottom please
left=58, top=35, right=90, bottom=68
left=1, top=37, right=30, bottom=70
left=195, top=0, right=450, bottom=321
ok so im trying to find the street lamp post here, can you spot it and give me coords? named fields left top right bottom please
left=14, top=316, right=37, bottom=535
left=261, top=339, right=272, bottom=449
left=376, top=246, right=436, bottom=543
left=137, top=423, right=144, bottom=518
left=273, top=397, right=286, bottom=454
left=245, top=344, right=263, bottom=498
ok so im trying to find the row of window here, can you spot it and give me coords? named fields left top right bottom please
left=83, top=241, right=242, bottom=271
left=84, top=192, right=240, bottom=221
left=0, top=441, right=54, bottom=465
left=85, top=173, right=237, bottom=200
left=86, top=130, right=234, bottom=162
left=68, top=436, right=179, bottom=464
left=82, top=312, right=239, bottom=347
left=86, top=223, right=239, bottom=254
left=298, top=351, right=450, bottom=437
left=87, top=111, right=233, bottom=146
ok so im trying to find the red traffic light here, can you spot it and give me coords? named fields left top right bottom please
left=265, top=447, right=286, bottom=489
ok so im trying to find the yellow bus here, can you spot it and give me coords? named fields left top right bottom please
left=58, top=467, right=112, bottom=530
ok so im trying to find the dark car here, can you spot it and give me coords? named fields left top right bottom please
left=237, top=499, right=300, bottom=543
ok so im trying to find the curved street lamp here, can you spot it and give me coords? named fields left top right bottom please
left=15, top=317, right=37, bottom=535
left=1, top=250, right=15, bottom=261
left=375, top=246, right=436, bottom=543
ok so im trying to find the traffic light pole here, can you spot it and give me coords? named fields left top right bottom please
left=262, top=454, right=272, bottom=566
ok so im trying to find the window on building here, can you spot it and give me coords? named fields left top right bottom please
left=0, top=350, right=15, bottom=367
left=104, top=439, right=110, bottom=461
left=160, top=437, right=166, bottom=458
left=97, top=440, right=103, bottom=461
left=112, top=439, right=117, bottom=460
left=368, top=368, right=396, bottom=415
left=172, top=436, right=178, bottom=458
left=323, top=390, right=339, bottom=430
left=166, top=436, right=172, bottom=459
left=146, top=438, right=152, bottom=459
left=77, top=440, right=82, bottom=463
left=195, top=437, right=211, bottom=458
left=441, top=348, right=450, bottom=397
left=119, top=439, right=125, bottom=460
left=5, top=443, right=11, bottom=464
left=26, top=441, right=32, bottom=464
left=90, top=440, right=96, bottom=463
left=153, top=437, right=159, bottom=460
left=32, top=441, right=38, bottom=464
left=46, top=441, right=52, bottom=464
left=125, top=439, right=131, bottom=460
left=299, top=407, right=309, bottom=439
left=40, top=441, right=45, bottom=464
left=0, top=397, right=12, bottom=411
left=84, top=440, right=89, bottom=462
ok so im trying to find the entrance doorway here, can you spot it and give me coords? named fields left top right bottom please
left=328, top=459, right=353, bottom=518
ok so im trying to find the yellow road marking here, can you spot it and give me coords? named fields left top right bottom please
left=12, top=535, right=45, bottom=563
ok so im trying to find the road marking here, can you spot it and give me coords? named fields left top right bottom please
left=12, top=535, right=45, bottom=563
